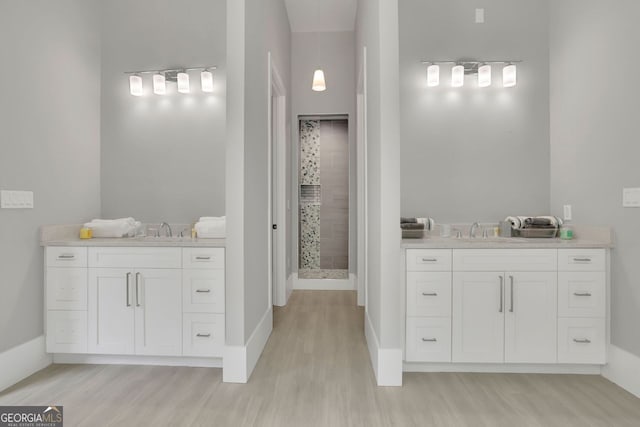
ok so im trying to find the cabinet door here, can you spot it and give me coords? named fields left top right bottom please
left=88, top=268, right=135, bottom=354
left=504, top=272, right=557, bottom=363
left=134, top=269, right=182, bottom=356
left=452, top=272, right=505, bottom=363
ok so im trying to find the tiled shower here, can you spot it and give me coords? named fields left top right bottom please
left=299, top=118, right=349, bottom=280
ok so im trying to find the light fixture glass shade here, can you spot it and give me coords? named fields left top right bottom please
left=129, top=75, right=143, bottom=96
left=451, top=65, right=465, bottom=87
left=478, top=64, right=492, bottom=87
left=153, top=73, right=166, bottom=95
left=177, top=72, right=190, bottom=93
left=312, top=69, right=327, bottom=91
left=427, top=64, right=440, bottom=87
left=503, top=64, right=517, bottom=87
left=201, top=70, right=214, bottom=93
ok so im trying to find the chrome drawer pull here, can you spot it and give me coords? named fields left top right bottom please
left=421, top=258, right=437, bottom=262
left=195, top=256, right=211, bottom=260
left=421, top=338, right=437, bottom=342
left=196, top=333, right=211, bottom=338
left=421, top=292, right=438, bottom=297
left=499, top=276, right=504, bottom=313
left=573, top=338, right=591, bottom=344
left=57, top=254, right=75, bottom=260
left=196, top=289, right=211, bottom=293
left=573, top=258, right=592, bottom=262
left=573, top=292, right=592, bottom=297
left=126, top=273, right=132, bottom=307
left=509, top=275, right=514, bottom=313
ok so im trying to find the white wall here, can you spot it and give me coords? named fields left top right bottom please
left=399, top=0, right=550, bottom=222
left=100, top=0, right=226, bottom=224
left=550, top=0, right=640, bottom=358
left=0, top=0, right=101, bottom=353
left=291, top=31, right=356, bottom=274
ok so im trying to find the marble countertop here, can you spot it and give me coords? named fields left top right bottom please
left=40, top=224, right=225, bottom=248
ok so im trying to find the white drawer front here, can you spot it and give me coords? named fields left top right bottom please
left=558, top=272, right=606, bottom=318
left=406, top=249, right=452, bottom=272
left=182, top=270, right=225, bottom=313
left=46, top=311, right=87, bottom=353
left=558, top=249, right=605, bottom=271
left=406, top=272, right=451, bottom=317
left=406, top=317, right=452, bottom=362
left=183, top=313, right=225, bottom=357
left=183, top=248, right=225, bottom=269
left=453, top=249, right=557, bottom=272
left=46, top=268, right=87, bottom=310
left=46, top=247, right=87, bottom=268
left=88, top=247, right=182, bottom=269
left=558, top=318, right=606, bottom=364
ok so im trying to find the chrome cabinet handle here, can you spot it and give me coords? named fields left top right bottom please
left=509, top=275, right=514, bottom=313
left=573, top=257, right=592, bottom=262
left=573, top=292, right=592, bottom=297
left=421, top=292, right=438, bottom=297
left=196, top=333, right=211, bottom=338
left=126, top=273, right=132, bottom=307
left=421, top=258, right=437, bottom=262
left=196, top=256, right=211, bottom=260
left=57, top=254, right=75, bottom=259
left=421, top=338, right=437, bottom=342
left=573, top=338, right=592, bottom=344
left=499, top=276, right=504, bottom=313
left=135, top=272, right=141, bottom=307
left=196, top=289, right=211, bottom=293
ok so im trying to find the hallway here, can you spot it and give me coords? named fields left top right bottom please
left=1, top=291, right=639, bottom=426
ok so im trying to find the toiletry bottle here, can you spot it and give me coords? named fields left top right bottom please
left=560, top=222, right=573, bottom=240
left=191, top=227, right=197, bottom=239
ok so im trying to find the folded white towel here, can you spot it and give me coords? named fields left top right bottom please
left=195, top=221, right=225, bottom=238
left=199, top=216, right=225, bottom=223
left=84, top=218, right=141, bottom=238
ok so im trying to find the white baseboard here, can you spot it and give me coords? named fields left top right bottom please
left=293, top=273, right=356, bottom=291
left=602, top=345, right=640, bottom=398
left=223, top=308, right=273, bottom=383
left=0, top=335, right=52, bottom=392
left=52, top=354, right=222, bottom=368
left=404, top=362, right=601, bottom=375
left=364, top=312, right=403, bottom=386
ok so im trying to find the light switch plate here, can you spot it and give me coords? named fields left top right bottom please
left=623, top=188, right=640, bottom=207
left=563, top=204, right=572, bottom=221
left=475, top=8, right=485, bottom=23
left=1, top=190, right=34, bottom=209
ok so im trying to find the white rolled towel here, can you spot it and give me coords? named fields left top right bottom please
left=505, top=216, right=522, bottom=230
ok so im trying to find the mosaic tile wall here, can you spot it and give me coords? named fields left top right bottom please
left=299, top=120, right=321, bottom=269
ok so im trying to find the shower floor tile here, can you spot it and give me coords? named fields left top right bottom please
left=299, top=269, right=349, bottom=280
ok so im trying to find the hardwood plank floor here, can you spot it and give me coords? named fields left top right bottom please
left=1, top=290, right=639, bottom=426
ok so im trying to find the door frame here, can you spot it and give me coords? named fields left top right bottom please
left=268, top=52, right=288, bottom=307
left=357, top=47, right=368, bottom=307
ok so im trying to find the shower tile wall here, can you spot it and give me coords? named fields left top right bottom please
left=299, top=120, right=321, bottom=269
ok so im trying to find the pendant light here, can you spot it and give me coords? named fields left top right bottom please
left=153, top=73, right=166, bottom=95
left=201, top=70, right=214, bottom=92
left=312, top=69, right=326, bottom=92
left=177, top=71, right=190, bottom=94
left=478, top=64, right=491, bottom=87
left=129, top=75, right=143, bottom=96
left=503, top=64, right=517, bottom=87
left=426, top=64, right=440, bottom=87
left=451, top=65, right=465, bottom=88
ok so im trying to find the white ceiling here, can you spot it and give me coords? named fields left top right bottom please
left=284, top=0, right=357, bottom=33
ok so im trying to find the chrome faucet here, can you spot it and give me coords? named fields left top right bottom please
left=469, top=222, right=480, bottom=238
left=159, top=222, right=173, bottom=237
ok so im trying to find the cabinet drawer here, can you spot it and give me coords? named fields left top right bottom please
left=46, top=247, right=87, bottom=268
left=558, top=272, right=606, bottom=318
left=406, top=250, right=452, bottom=272
left=183, top=313, right=225, bottom=357
left=88, top=247, right=181, bottom=269
left=182, top=270, right=225, bottom=313
left=558, top=249, right=605, bottom=271
left=406, top=272, right=451, bottom=317
left=453, top=249, right=557, bottom=272
left=46, top=268, right=87, bottom=310
left=558, top=318, right=606, bottom=364
left=405, top=317, right=451, bottom=362
left=46, top=311, right=87, bottom=353
left=183, top=248, right=225, bottom=269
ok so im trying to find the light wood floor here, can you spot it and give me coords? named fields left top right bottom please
left=1, top=290, right=639, bottom=426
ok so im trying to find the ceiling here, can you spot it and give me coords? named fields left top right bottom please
left=284, top=0, right=357, bottom=33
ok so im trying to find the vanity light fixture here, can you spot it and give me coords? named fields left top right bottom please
left=124, top=66, right=217, bottom=96
left=153, top=73, right=166, bottom=95
left=421, top=60, right=521, bottom=89
left=312, top=69, right=327, bottom=92
left=129, top=74, right=143, bottom=96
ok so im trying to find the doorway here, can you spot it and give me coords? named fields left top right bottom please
left=297, top=116, right=350, bottom=285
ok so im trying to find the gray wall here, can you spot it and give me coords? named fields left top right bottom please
left=399, top=0, right=550, bottom=222
left=291, top=31, right=356, bottom=274
left=100, top=0, right=226, bottom=224
left=550, top=0, right=640, bottom=358
left=0, top=0, right=101, bottom=353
